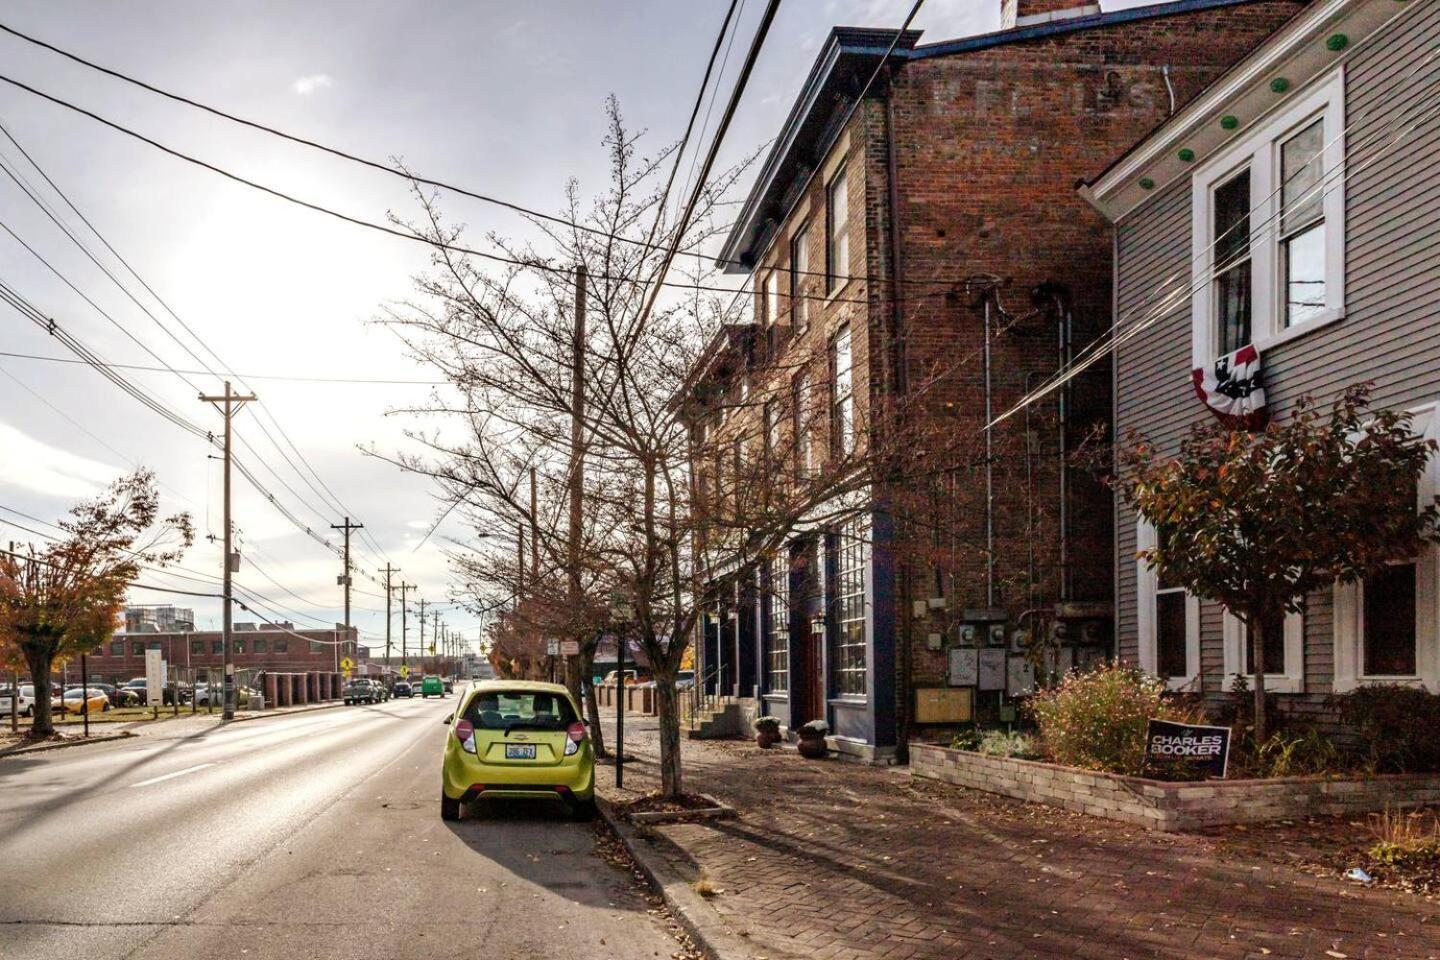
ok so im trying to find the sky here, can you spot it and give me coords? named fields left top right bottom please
left=0, top=0, right=1152, bottom=650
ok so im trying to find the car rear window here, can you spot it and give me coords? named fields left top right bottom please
left=464, top=690, right=576, bottom=732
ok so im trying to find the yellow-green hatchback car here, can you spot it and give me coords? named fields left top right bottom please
left=441, top=680, right=595, bottom=821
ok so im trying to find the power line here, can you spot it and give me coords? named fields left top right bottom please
left=0, top=347, right=443, bottom=384
left=0, top=18, right=959, bottom=291
left=0, top=70, right=945, bottom=308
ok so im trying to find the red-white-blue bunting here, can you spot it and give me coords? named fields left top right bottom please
left=1192, top=343, right=1267, bottom=430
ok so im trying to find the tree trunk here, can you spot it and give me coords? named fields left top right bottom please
left=1250, top=615, right=1268, bottom=744
left=578, top=647, right=608, bottom=758
left=654, top=670, right=682, bottom=798
left=23, top=647, right=54, bottom=739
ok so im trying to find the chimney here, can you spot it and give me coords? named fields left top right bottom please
left=1001, top=0, right=1101, bottom=29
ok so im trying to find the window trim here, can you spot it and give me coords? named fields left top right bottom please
left=1221, top=608, right=1305, bottom=694
left=829, top=325, right=854, bottom=460
left=825, top=163, right=850, bottom=295
left=1135, top=519, right=1200, bottom=691
left=790, top=222, right=810, bottom=332
left=1334, top=403, right=1439, bottom=693
left=1191, top=68, right=1346, bottom=367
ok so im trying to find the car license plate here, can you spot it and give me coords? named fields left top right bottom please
left=505, top=743, right=536, bottom=760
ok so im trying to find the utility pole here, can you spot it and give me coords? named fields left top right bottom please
left=383, top=564, right=398, bottom=678
left=419, top=598, right=428, bottom=672
left=331, top=518, right=363, bottom=669
left=399, top=582, right=414, bottom=671
left=567, top=263, right=587, bottom=699
left=200, top=381, right=256, bottom=721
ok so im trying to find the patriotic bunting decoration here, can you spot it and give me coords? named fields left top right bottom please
left=1192, top=343, right=1267, bottom=430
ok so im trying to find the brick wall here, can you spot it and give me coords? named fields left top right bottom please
left=911, top=743, right=1440, bottom=831
left=83, top=627, right=357, bottom=683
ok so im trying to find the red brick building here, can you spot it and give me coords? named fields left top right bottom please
left=86, top=622, right=363, bottom=685
left=686, top=0, right=1307, bottom=761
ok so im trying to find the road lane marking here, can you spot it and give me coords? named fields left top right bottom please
left=130, top=763, right=215, bottom=788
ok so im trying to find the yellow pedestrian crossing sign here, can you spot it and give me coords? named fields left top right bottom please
left=400, top=664, right=410, bottom=678
left=340, top=657, right=355, bottom=672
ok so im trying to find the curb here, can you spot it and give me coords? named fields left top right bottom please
left=230, top=701, right=349, bottom=723
left=597, top=795, right=780, bottom=960
left=0, top=730, right=135, bottom=757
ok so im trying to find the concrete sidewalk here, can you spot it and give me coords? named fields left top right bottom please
left=597, top=713, right=1440, bottom=960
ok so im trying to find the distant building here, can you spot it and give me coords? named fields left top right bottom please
left=123, top=605, right=196, bottom=634
left=95, top=621, right=363, bottom=682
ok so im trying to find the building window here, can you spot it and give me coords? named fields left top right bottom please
left=830, top=325, right=853, bottom=459
left=1364, top=562, right=1418, bottom=675
left=826, top=165, right=849, bottom=293
left=762, top=270, right=778, bottom=329
left=1191, top=69, right=1345, bottom=363
left=790, top=223, right=810, bottom=331
left=1279, top=119, right=1327, bottom=328
left=767, top=557, right=790, bottom=695
left=1334, top=405, right=1438, bottom=692
left=763, top=398, right=777, bottom=469
left=190, top=639, right=203, bottom=655
left=275, top=638, right=288, bottom=653
left=1213, top=170, right=1252, bottom=355
left=234, top=638, right=245, bottom=654
left=311, top=641, right=324, bottom=654
left=1136, top=520, right=1199, bottom=690
left=1223, top=606, right=1304, bottom=694
left=834, top=516, right=868, bottom=697
left=132, top=641, right=144, bottom=657
left=793, top=371, right=814, bottom=477
left=111, top=641, right=124, bottom=657
left=212, top=639, right=223, bottom=654
left=254, top=637, right=268, bottom=655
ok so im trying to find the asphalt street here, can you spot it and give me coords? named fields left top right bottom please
left=0, top=694, right=685, bottom=960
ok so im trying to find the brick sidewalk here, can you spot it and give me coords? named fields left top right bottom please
left=598, top=713, right=1440, bottom=960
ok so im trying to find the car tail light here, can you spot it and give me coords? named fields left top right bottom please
left=454, top=719, right=476, bottom=754
left=564, top=721, right=586, bottom=757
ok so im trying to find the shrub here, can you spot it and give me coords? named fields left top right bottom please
left=976, top=729, right=1037, bottom=759
left=1368, top=809, right=1440, bottom=868
left=949, top=727, right=981, bottom=751
left=1231, top=727, right=1342, bottom=779
left=798, top=719, right=829, bottom=738
left=753, top=716, right=781, bottom=735
left=1331, top=685, right=1440, bottom=773
left=1029, top=663, right=1203, bottom=775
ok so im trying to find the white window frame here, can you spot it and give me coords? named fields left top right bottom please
left=1191, top=68, right=1346, bottom=367
left=1221, top=607, right=1304, bottom=694
left=1334, top=404, right=1440, bottom=693
left=1135, top=520, right=1200, bottom=691
left=826, top=164, right=850, bottom=295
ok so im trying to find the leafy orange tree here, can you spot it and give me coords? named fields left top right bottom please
left=0, top=471, right=192, bottom=738
left=1118, top=385, right=1438, bottom=741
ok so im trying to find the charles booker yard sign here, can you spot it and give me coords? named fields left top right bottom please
left=1144, top=719, right=1231, bottom=779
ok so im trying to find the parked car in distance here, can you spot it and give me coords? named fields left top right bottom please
left=343, top=680, right=375, bottom=705
left=56, top=687, right=110, bottom=714
left=420, top=675, right=444, bottom=698
left=601, top=669, right=644, bottom=685
left=440, top=680, right=595, bottom=821
left=392, top=681, right=413, bottom=698
left=83, top=683, right=140, bottom=708
left=0, top=685, right=37, bottom=717
left=443, top=678, right=454, bottom=693
left=369, top=680, right=389, bottom=702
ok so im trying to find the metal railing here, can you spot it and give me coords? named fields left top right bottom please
left=685, top=663, right=735, bottom=732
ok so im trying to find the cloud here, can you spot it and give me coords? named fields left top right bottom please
left=0, top=419, right=121, bottom=499
left=292, top=73, right=334, bottom=95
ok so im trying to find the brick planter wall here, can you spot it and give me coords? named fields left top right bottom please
left=910, top=743, right=1440, bottom=832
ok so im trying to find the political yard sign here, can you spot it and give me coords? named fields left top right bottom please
left=1144, top=719, right=1231, bottom=779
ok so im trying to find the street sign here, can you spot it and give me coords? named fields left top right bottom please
left=546, top=640, right=560, bottom=656
left=399, top=665, right=410, bottom=678
left=340, top=657, right=355, bottom=672
left=559, top=640, right=580, bottom=657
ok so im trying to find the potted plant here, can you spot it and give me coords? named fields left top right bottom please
left=754, top=716, right=782, bottom=749
left=797, top=719, right=829, bottom=759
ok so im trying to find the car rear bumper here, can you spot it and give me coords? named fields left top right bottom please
left=443, top=754, right=595, bottom=804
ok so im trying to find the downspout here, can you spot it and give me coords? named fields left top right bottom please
left=884, top=71, right=912, bottom=760
left=983, top=295, right=995, bottom=609
left=1035, top=282, right=1074, bottom=602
